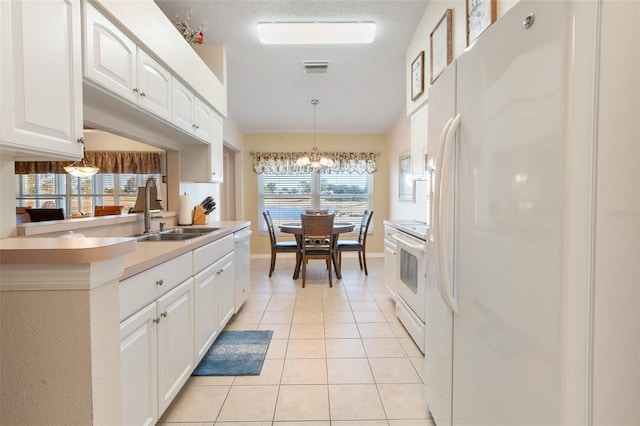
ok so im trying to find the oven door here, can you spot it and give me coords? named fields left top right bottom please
left=392, top=231, right=426, bottom=322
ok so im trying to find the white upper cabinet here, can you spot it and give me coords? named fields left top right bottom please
left=84, top=3, right=171, bottom=120
left=84, top=2, right=137, bottom=103
left=193, top=97, right=213, bottom=142
left=137, top=50, right=171, bottom=120
left=210, top=114, right=224, bottom=182
left=0, top=0, right=83, bottom=159
left=179, top=110, right=224, bottom=183
left=172, top=78, right=213, bottom=143
left=171, top=79, right=195, bottom=134
left=410, top=103, right=428, bottom=180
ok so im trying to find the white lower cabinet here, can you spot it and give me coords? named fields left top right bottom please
left=194, top=251, right=235, bottom=360
left=120, top=278, right=194, bottom=425
left=384, top=226, right=398, bottom=298
left=120, top=302, right=158, bottom=426
left=157, top=279, right=195, bottom=415
left=194, top=263, right=220, bottom=361
left=121, top=234, right=240, bottom=425
left=216, top=252, right=235, bottom=330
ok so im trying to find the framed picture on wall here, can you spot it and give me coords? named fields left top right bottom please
left=411, top=51, right=425, bottom=100
left=430, top=9, right=453, bottom=84
left=399, top=153, right=415, bottom=201
left=467, top=0, right=497, bottom=46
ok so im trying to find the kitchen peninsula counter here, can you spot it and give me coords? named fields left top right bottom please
left=0, top=220, right=249, bottom=425
left=121, top=221, right=250, bottom=279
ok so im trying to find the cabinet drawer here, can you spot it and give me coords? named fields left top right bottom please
left=120, top=252, right=193, bottom=321
left=193, top=235, right=233, bottom=274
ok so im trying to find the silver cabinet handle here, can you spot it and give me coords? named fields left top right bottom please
left=140, top=92, right=146, bottom=97
left=133, top=87, right=139, bottom=93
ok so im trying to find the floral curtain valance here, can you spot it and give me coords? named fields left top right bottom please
left=252, top=152, right=378, bottom=174
left=15, top=152, right=163, bottom=175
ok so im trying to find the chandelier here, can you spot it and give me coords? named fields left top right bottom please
left=63, top=138, right=99, bottom=177
left=295, top=99, right=334, bottom=169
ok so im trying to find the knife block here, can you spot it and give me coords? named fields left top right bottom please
left=192, top=205, right=208, bottom=225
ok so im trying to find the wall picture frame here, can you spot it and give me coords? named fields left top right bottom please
left=411, top=51, right=425, bottom=101
left=466, top=0, right=497, bottom=46
left=430, top=9, right=453, bottom=84
left=399, top=153, right=415, bottom=201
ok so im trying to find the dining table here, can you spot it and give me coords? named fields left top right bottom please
left=279, top=222, right=355, bottom=280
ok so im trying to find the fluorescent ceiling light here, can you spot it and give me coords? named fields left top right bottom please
left=257, top=22, right=376, bottom=44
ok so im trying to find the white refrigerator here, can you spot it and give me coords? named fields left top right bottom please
left=424, top=1, right=640, bottom=425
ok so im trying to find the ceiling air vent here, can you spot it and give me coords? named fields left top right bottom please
left=303, top=60, right=329, bottom=74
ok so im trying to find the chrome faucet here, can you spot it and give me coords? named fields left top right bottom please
left=144, top=177, right=162, bottom=233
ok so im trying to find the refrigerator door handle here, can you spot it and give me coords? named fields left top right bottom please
left=437, top=113, right=461, bottom=314
left=433, top=116, right=455, bottom=312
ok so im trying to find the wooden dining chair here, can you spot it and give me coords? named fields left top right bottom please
left=300, top=213, right=335, bottom=288
left=94, top=205, right=123, bottom=217
left=305, top=209, right=329, bottom=215
left=263, top=210, right=299, bottom=277
left=337, top=210, right=374, bottom=275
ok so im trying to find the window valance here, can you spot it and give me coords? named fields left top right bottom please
left=252, top=152, right=378, bottom=174
left=15, top=152, right=163, bottom=175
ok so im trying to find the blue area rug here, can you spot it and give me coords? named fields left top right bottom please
left=192, top=330, right=273, bottom=376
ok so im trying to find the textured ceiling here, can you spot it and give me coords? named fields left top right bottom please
left=154, top=0, right=428, bottom=134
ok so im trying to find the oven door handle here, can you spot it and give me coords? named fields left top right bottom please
left=435, top=114, right=460, bottom=314
left=391, top=234, right=425, bottom=251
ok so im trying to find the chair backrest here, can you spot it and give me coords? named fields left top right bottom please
left=25, top=208, right=65, bottom=222
left=305, top=209, right=329, bottom=215
left=94, top=205, right=123, bottom=217
left=16, top=207, right=31, bottom=224
left=301, top=213, right=335, bottom=249
left=263, top=210, right=277, bottom=247
left=357, top=210, right=374, bottom=244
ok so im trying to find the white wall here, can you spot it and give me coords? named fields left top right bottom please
left=388, top=0, right=520, bottom=222
left=405, top=0, right=519, bottom=116
left=387, top=112, right=429, bottom=222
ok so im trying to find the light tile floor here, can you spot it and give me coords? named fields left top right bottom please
left=159, top=256, right=435, bottom=426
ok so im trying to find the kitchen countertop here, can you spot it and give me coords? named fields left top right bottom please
left=0, top=237, right=137, bottom=264
left=121, top=221, right=250, bottom=280
left=1, top=221, right=251, bottom=281
left=383, top=219, right=429, bottom=240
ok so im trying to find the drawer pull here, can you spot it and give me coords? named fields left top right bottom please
left=160, top=311, right=168, bottom=318
left=156, top=279, right=164, bottom=286
left=153, top=317, right=160, bottom=324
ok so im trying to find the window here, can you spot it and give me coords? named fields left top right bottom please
left=258, top=171, right=372, bottom=234
left=16, top=173, right=160, bottom=216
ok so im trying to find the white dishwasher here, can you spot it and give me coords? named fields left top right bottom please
left=233, top=227, right=252, bottom=312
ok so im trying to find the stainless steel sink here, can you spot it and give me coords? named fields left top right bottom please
left=135, top=233, right=204, bottom=242
left=166, top=227, right=220, bottom=234
left=133, top=227, right=221, bottom=242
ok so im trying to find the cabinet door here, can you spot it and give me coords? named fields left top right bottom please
left=0, top=0, right=83, bottom=158
left=217, top=253, right=235, bottom=330
left=120, top=302, right=158, bottom=426
left=210, top=113, right=224, bottom=182
left=410, top=104, right=428, bottom=179
left=193, top=97, right=213, bottom=142
left=171, top=78, right=195, bottom=134
left=384, top=240, right=397, bottom=298
left=84, top=2, right=137, bottom=103
left=157, top=278, right=195, bottom=416
left=137, top=49, right=171, bottom=120
left=194, top=264, right=219, bottom=362
left=234, top=229, right=251, bottom=313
